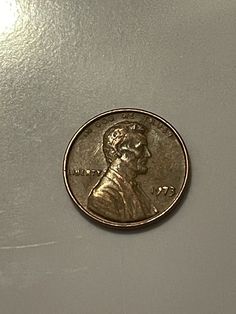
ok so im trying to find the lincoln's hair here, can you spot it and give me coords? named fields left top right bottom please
left=103, top=121, right=147, bottom=164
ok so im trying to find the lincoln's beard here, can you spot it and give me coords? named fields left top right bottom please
left=124, top=156, right=149, bottom=176
left=136, top=160, right=149, bottom=174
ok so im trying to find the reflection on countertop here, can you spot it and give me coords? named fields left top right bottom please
left=0, top=0, right=19, bottom=36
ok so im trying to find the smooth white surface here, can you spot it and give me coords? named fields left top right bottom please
left=0, top=1, right=236, bottom=313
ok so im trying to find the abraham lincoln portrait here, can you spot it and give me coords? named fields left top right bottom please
left=87, top=121, right=158, bottom=222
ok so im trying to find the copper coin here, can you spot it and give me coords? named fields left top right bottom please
left=63, top=109, right=189, bottom=228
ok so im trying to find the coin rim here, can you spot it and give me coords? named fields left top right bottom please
left=63, top=108, right=189, bottom=229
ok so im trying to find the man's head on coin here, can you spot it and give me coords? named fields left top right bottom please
left=103, top=121, right=151, bottom=177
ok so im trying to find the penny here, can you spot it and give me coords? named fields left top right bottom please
left=63, top=109, right=189, bottom=228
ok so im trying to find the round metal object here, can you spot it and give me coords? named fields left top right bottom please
left=63, top=108, right=189, bottom=229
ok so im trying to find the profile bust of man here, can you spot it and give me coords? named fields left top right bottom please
left=87, top=121, right=158, bottom=222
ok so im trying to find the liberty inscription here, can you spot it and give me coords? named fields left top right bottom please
left=68, top=168, right=104, bottom=176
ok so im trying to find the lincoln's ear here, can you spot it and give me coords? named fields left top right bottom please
left=118, top=142, right=133, bottom=158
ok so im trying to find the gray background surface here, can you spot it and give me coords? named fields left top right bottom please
left=0, top=1, right=235, bottom=313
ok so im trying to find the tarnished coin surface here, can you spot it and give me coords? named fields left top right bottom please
left=63, top=109, right=189, bottom=228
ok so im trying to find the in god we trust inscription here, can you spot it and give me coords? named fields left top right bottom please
left=63, top=109, right=189, bottom=228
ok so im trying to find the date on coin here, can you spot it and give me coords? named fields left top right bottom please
left=63, top=109, right=189, bottom=228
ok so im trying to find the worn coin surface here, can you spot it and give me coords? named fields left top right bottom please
left=63, top=109, right=189, bottom=228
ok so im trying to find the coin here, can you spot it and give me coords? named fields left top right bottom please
left=63, top=109, right=189, bottom=228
